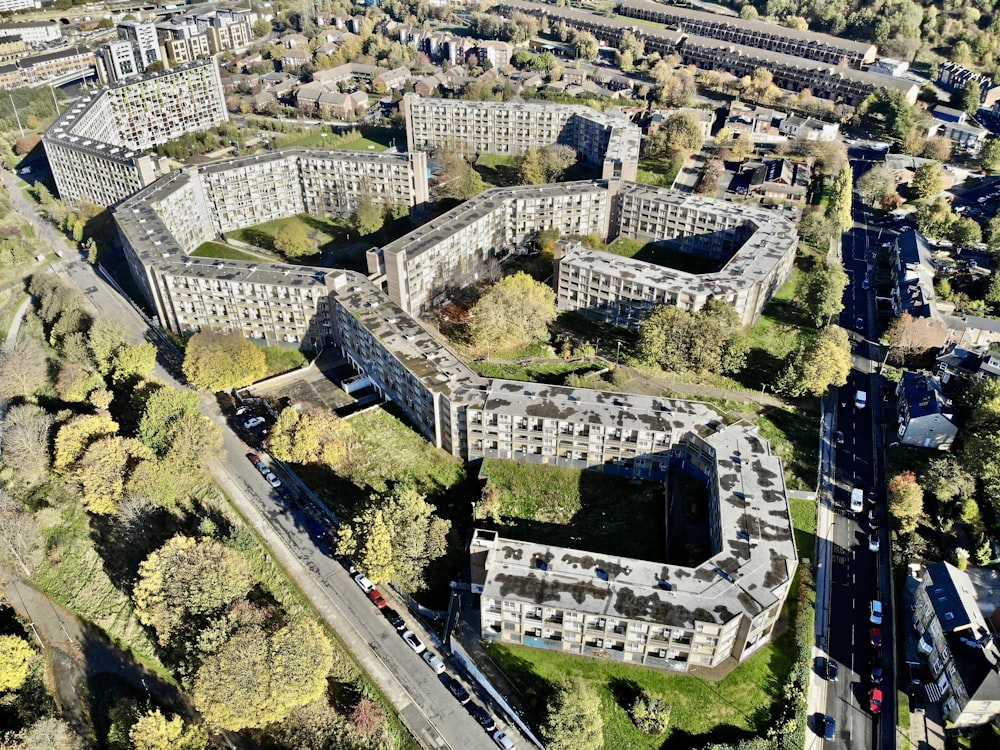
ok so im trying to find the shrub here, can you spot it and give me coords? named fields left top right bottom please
left=629, top=689, right=671, bottom=734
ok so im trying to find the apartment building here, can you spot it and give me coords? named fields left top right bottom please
left=43, top=60, right=227, bottom=207
left=618, top=0, right=876, bottom=68
left=0, top=45, right=96, bottom=89
left=156, top=8, right=253, bottom=65
left=496, top=0, right=917, bottom=106
left=938, top=61, right=1000, bottom=108
left=0, top=0, right=35, bottom=12
left=0, top=20, right=60, bottom=47
left=556, top=191, right=795, bottom=329
left=402, top=94, right=641, bottom=181
left=913, top=562, right=1000, bottom=728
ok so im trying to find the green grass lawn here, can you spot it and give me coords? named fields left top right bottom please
left=488, top=628, right=796, bottom=749
left=789, top=496, right=817, bottom=560
left=191, top=242, right=265, bottom=262
left=469, top=359, right=603, bottom=384
left=636, top=155, right=683, bottom=188
left=754, top=405, right=820, bottom=492
left=259, top=345, right=307, bottom=378
left=480, top=460, right=667, bottom=561
left=604, top=237, right=726, bottom=274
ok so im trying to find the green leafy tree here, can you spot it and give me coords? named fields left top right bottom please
left=986, top=271, right=1000, bottom=307
left=857, top=88, right=914, bottom=140
left=346, top=508, right=396, bottom=584
left=137, top=387, right=201, bottom=455
left=638, top=302, right=747, bottom=374
left=573, top=31, right=598, bottom=60
left=273, top=220, right=315, bottom=258
left=53, top=412, right=119, bottom=472
left=888, top=471, right=923, bottom=535
left=780, top=325, right=851, bottom=396
left=518, top=147, right=547, bottom=185
left=87, top=318, right=130, bottom=376
left=129, top=710, right=208, bottom=750
left=165, top=414, right=223, bottom=471
left=542, top=676, right=604, bottom=750
left=252, top=18, right=271, bottom=37
left=950, top=216, right=982, bottom=248
left=77, top=436, right=154, bottom=515
left=915, top=196, right=956, bottom=238
left=193, top=620, right=333, bottom=731
left=353, top=197, right=384, bottom=236
left=0, top=634, right=34, bottom=692
left=986, top=214, right=1000, bottom=250
left=825, top=163, right=854, bottom=229
left=959, top=80, right=982, bottom=116
left=910, top=162, right=943, bottom=201
left=267, top=406, right=352, bottom=466
left=960, top=498, right=983, bottom=531
left=540, top=144, right=578, bottom=182
left=629, top=689, right=671, bottom=735
left=730, top=132, right=755, bottom=163
left=981, top=138, right=1000, bottom=172
left=468, top=272, right=557, bottom=353
left=922, top=456, right=975, bottom=506
left=802, top=261, right=849, bottom=326
left=182, top=332, right=266, bottom=392
left=855, top=165, right=895, bottom=208
left=133, top=536, right=254, bottom=646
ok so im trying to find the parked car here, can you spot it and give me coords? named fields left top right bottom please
left=422, top=651, right=446, bottom=674
left=264, top=472, right=282, bottom=488
left=467, top=703, right=496, bottom=732
left=353, top=573, right=374, bottom=594
left=869, top=687, right=883, bottom=713
left=826, top=659, right=838, bottom=682
left=869, top=509, right=880, bottom=530
left=492, top=730, right=516, bottom=749
left=870, top=627, right=883, bottom=647
left=869, top=534, right=880, bottom=552
left=442, top=673, right=470, bottom=704
left=367, top=588, right=387, bottom=609
left=823, top=715, right=836, bottom=741
left=381, top=606, right=406, bottom=631
left=244, top=416, right=265, bottom=429
left=835, top=430, right=844, bottom=445
left=870, top=600, right=883, bottom=625
left=401, top=630, right=425, bottom=654
left=870, top=659, right=884, bottom=684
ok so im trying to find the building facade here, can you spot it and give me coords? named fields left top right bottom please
left=913, top=563, right=1000, bottom=728
left=43, top=60, right=227, bottom=207
left=895, top=371, right=958, bottom=450
left=0, top=20, right=60, bottom=47
left=401, top=94, right=641, bottom=182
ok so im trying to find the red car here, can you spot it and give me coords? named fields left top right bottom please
left=870, top=627, right=883, bottom=647
left=869, top=687, right=883, bottom=714
left=368, top=589, right=387, bottom=609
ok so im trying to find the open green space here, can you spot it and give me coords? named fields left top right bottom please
left=272, top=126, right=402, bottom=152
left=259, top=345, right=308, bottom=378
left=191, top=242, right=264, bottom=262
left=487, top=626, right=796, bottom=750
left=636, top=155, right=683, bottom=188
left=469, top=359, right=603, bottom=384
left=789, top=496, right=817, bottom=560
left=604, top=237, right=726, bottom=274
left=754, top=405, right=820, bottom=492
left=475, top=153, right=522, bottom=187
left=480, top=460, right=667, bottom=561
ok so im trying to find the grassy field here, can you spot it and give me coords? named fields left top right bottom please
left=469, top=359, right=603, bottom=384
left=636, top=154, right=683, bottom=188
left=754, top=405, right=820, bottom=492
left=191, top=242, right=264, bottom=262
left=488, top=628, right=796, bottom=749
left=481, top=460, right=667, bottom=561
left=604, top=237, right=725, bottom=274
left=789, top=496, right=817, bottom=560
left=259, top=345, right=308, bottom=378
left=272, top=126, right=398, bottom=152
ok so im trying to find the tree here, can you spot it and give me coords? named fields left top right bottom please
left=922, top=137, right=952, bottom=162
left=468, top=272, right=557, bottom=353
left=0, top=337, right=48, bottom=402
left=922, top=456, right=975, bottom=505
left=77, top=436, right=154, bottom=515
left=826, top=163, right=854, bottom=229
left=888, top=471, right=923, bottom=535
left=573, top=31, right=598, bottom=61
left=87, top=317, right=130, bottom=376
left=629, top=689, right=671, bottom=735
left=134, top=535, right=254, bottom=646
left=182, top=332, right=266, bottom=392
left=638, top=302, right=747, bottom=374
left=353, top=197, right=384, bottom=237
left=1, top=404, right=53, bottom=488
left=801, top=261, right=849, bottom=326
left=539, top=144, right=577, bottom=181
left=518, top=147, right=547, bottom=185
left=193, top=620, right=333, bottom=731
left=273, top=220, right=314, bottom=258
left=54, top=412, right=119, bottom=472
left=855, top=165, right=895, bottom=208
left=986, top=271, right=1000, bottom=307
left=857, top=88, right=914, bottom=140
left=780, top=326, right=851, bottom=397
left=18, top=718, right=85, bottom=750
left=981, top=138, right=1000, bottom=172
left=349, top=698, right=386, bottom=738
left=137, top=387, right=202, bottom=455
left=881, top=312, right=927, bottom=365
left=950, top=216, right=982, bottom=248
left=915, top=196, right=956, bottom=238
left=910, top=162, right=943, bottom=201
left=267, top=406, right=352, bottom=467
left=542, top=676, right=603, bottom=750
left=660, top=113, right=704, bottom=154
left=0, top=635, right=34, bottom=692
left=959, top=79, right=982, bottom=116
left=987, top=214, right=1000, bottom=251
left=955, top=547, right=970, bottom=571
left=730, top=132, right=755, bottom=163
left=252, top=18, right=271, bottom=37
left=164, top=414, right=223, bottom=471
left=129, top=710, right=208, bottom=750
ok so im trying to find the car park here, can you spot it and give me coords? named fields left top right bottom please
left=826, top=659, right=838, bottom=682
left=353, top=573, right=374, bottom=594
left=244, top=416, right=265, bottom=429
left=870, top=627, right=883, bottom=647
left=823, top=715, right=836, bottom=741
left=493, top=730, right=516, bottom=749
left=869, top=687, right=883, bottom=713
left=367, top=588, right=387, bottom=608
left=871, top=659, right=884, bottom=684
left=442, top=673, right=471, bottom=704
left=467, top=703, right=496, bottom=732
left=402, top=630, right=426, bottom=654
left=869, top=533, right=880, bottom=552
left=422, top=651, right=446, bottom=674
left=870, top=600, right=883, bottom=625
left=381, top=606, right=406, bottom=631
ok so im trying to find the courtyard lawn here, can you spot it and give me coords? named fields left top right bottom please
left=789, top=496, right=817, bottom=560
left=636, top=154, right=683, bottom=188
left=259, top=345, right=307, bottom=378
left=191, top=242, right=265, bottom=262
left=604, top=237, right=725, bottom=274
left=469, top=359, right=603, bottom=384
left=487, top=627, right=796, bottom=750
left=480, top=460, right=667, bottom=561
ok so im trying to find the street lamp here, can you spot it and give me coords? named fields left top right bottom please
left=615, top=340, right=622, bottom=364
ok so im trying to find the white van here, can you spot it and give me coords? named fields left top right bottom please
left=855, top=390, right=867, bottom=409
left=851, top=488, right=864, bottom=512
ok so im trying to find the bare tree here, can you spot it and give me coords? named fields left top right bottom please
left=0, top=338, right=49, bottom=402
left=1, top=404, right=53, bottom=487
left=0, top=489, right=38, bottom=577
